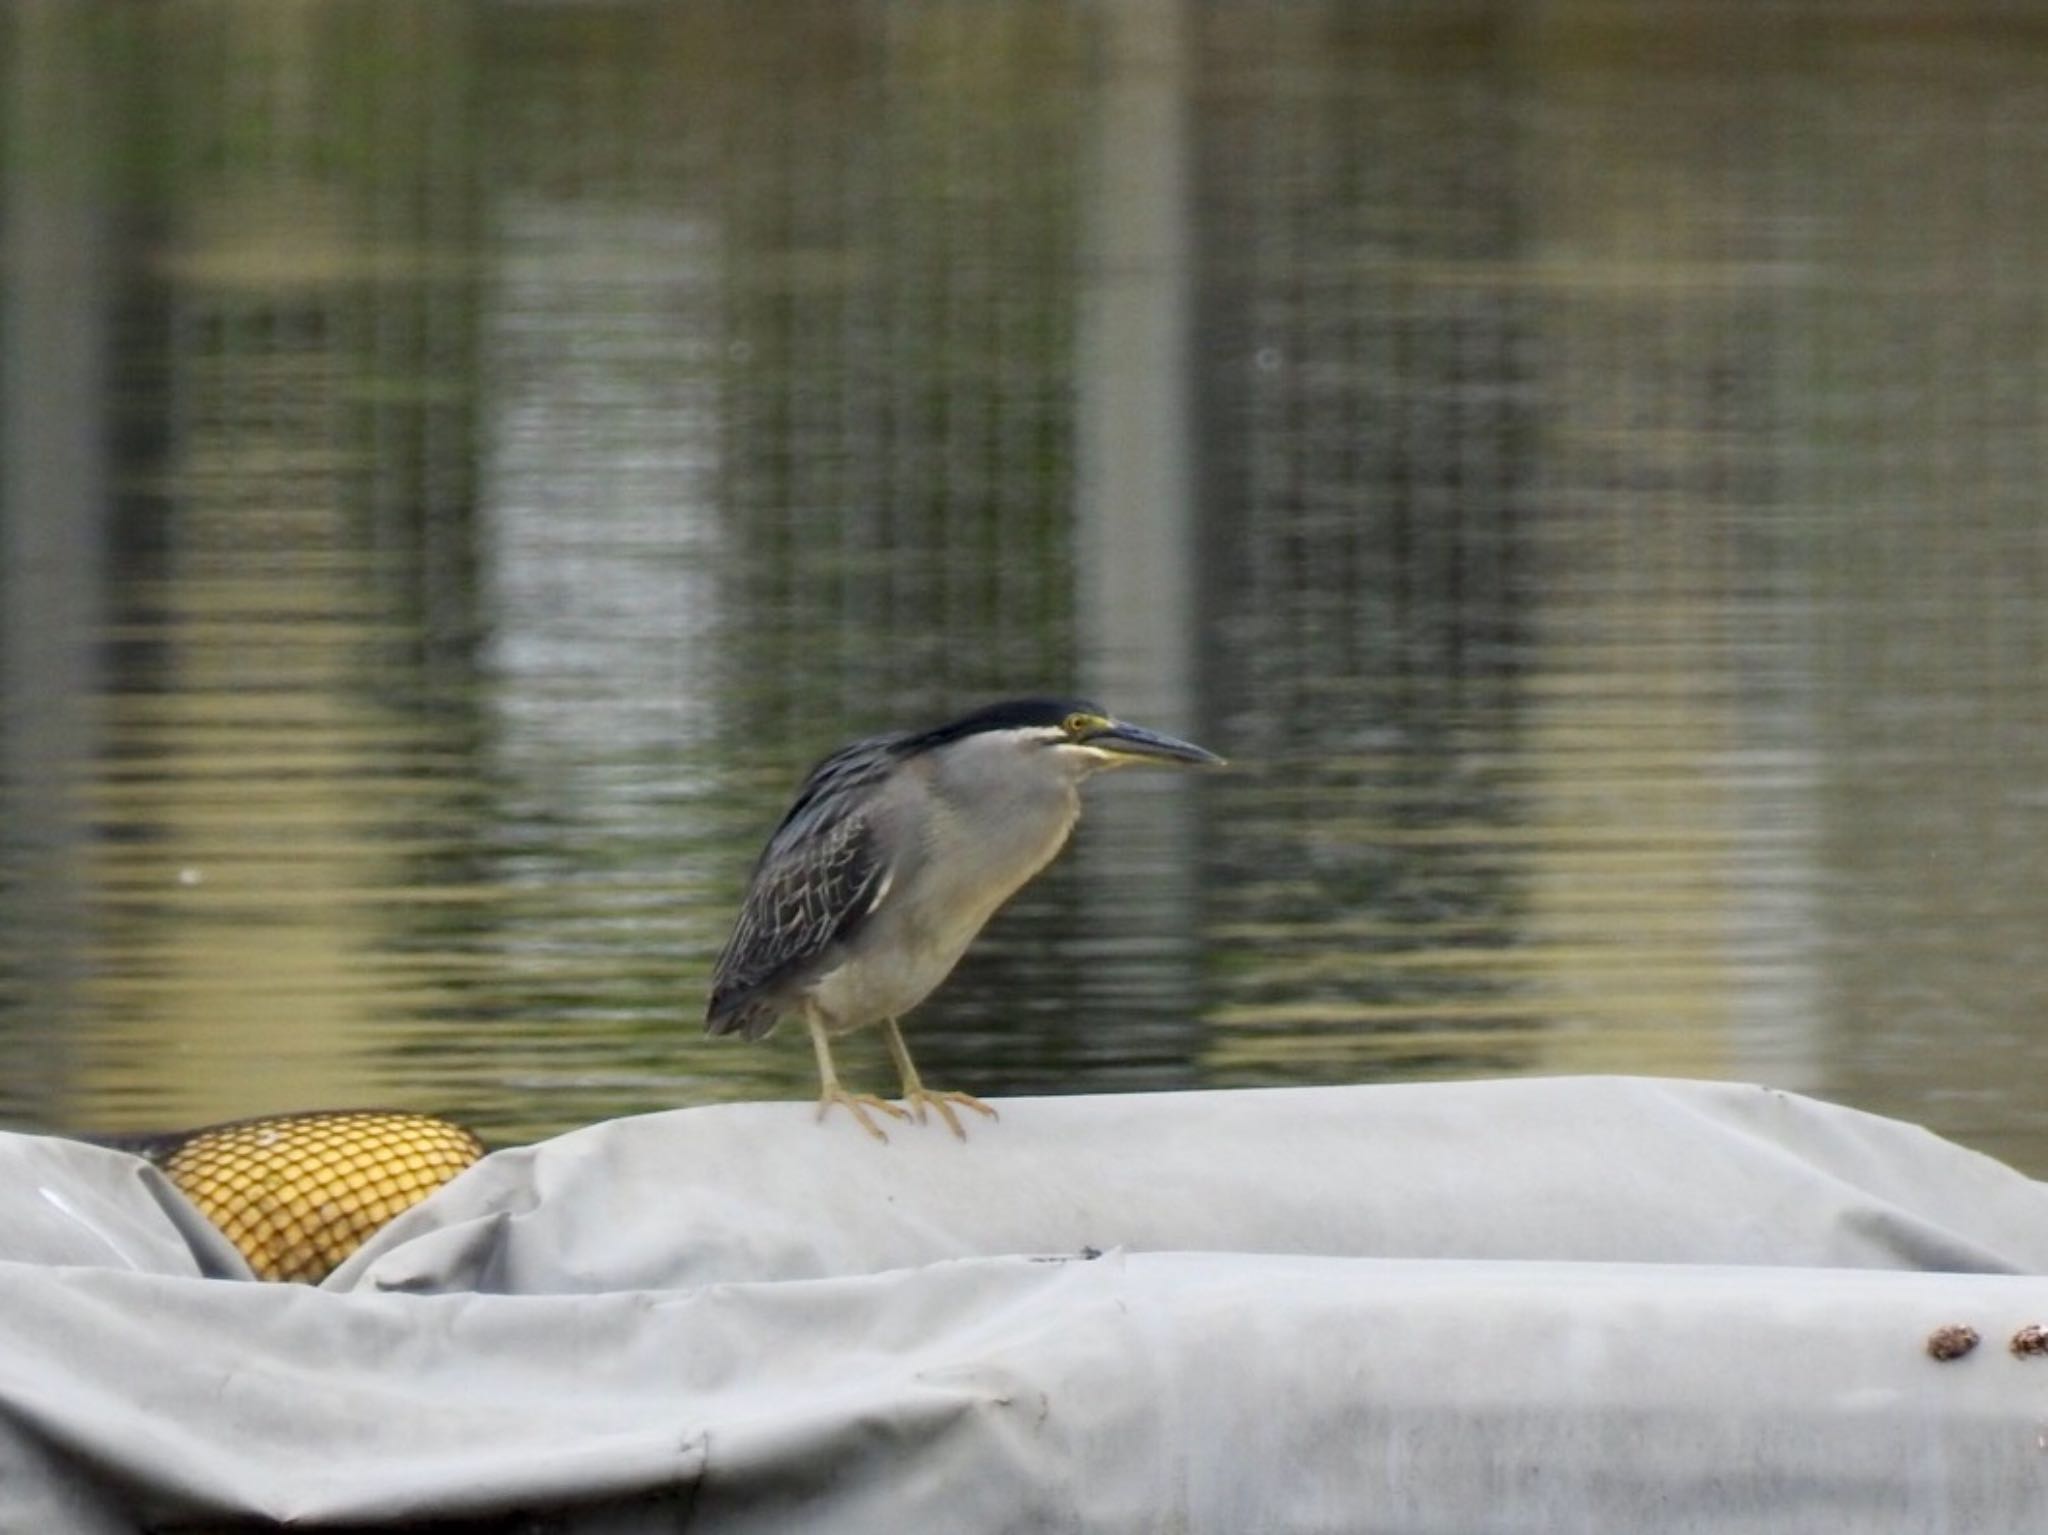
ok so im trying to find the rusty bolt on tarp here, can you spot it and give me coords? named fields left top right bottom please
left=1927, top=1324, right=1981, bottom=1361
left=2011, top=1325, right=2048, bottom=1357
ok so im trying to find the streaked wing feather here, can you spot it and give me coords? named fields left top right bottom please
left=705, top=736, right=900, bottom=1037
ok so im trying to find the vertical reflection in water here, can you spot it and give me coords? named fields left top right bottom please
left=451, top=12, right=834, bottom=1129
left=1193, top=8, right=1534, bottom=1084
left=1796, top=48, right=2048, bottom=1164
left=1517, top=25, right=1801, bottom=1082
left=61, top=6, right=487, bottom=1131
left=467, top=176, right=734, bottom=1120
left=708, top=3, right=1084, bottom=719
left=1073, top=0, right=1205, bottom=1085
left=0, top=3, right=112, bottom=1126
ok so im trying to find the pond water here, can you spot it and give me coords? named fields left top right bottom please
left=3, top=1, right=2047, bottom=1168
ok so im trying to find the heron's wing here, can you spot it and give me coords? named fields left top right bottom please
left=705, top=738, right=900, bottom=1039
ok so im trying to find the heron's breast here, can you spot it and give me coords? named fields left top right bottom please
left=916, top=787, right=1077, bottom=931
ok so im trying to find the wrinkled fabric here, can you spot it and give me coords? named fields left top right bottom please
left=330, top=1077, right=2048, bottom=1293
left=4, top=1078, right=2048, bottom=1532
left=0, top=1132, right=250, bottom=1279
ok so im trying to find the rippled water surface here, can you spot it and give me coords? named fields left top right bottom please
left=3, top=2, right=2047, bottom=1168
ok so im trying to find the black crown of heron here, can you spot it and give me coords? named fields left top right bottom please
left=706, top=697, right=1224, bottom=1140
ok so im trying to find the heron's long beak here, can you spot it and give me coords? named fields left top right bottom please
left=1086, top=719, right=1226, bottom=768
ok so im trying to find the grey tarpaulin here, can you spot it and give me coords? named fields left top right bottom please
left=5, top=1077, right=2048, bottom=1531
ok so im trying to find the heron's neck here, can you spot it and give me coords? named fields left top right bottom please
left=926, top=735, right=1083, bottom=860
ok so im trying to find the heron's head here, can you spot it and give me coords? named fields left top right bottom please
left=902, top=697, right=1225, bottom=781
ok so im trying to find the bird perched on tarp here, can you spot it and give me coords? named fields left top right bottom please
left=706, top=697, right=1225, bottom=1140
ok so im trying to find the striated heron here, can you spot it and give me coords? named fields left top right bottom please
left=706, top=697, right=1224, bottom=1140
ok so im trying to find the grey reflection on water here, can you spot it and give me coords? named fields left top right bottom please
left=2, top=2, right=2047, bottom=1167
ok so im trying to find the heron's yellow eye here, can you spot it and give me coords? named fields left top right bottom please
left=1063, top=712, right=1098, bottom=738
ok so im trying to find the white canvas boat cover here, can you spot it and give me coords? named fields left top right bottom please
left=5, top=1076, right=2048, bottom=1532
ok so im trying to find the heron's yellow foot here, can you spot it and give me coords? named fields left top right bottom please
left=900, top=1088, right=999, bottom=1141
left=815, top=1086, right=910, bottom=1142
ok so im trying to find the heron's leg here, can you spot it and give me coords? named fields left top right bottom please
left=807, top=1008, right=907, bottom=1142
left=880, top=1017, right=999, bottom=1140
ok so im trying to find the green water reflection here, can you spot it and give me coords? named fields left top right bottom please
left=3, top=2, right=2047, bottom=1167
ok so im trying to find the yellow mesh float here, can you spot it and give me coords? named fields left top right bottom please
left=136, top=1110, right=485, bottom=1284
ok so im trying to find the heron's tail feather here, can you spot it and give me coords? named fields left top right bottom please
left=705, top=990, right=780, bottom=1042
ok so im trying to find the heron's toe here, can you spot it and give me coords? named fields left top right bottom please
left=901, top=1088, right=999, bottom=1140
left=815, top=1086, right=910, bottom=1142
